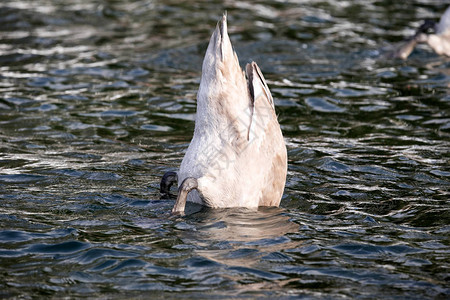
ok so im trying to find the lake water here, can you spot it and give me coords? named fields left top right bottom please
left=0, top=0, right=449, bottom=298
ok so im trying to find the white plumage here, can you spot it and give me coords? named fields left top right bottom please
left=165, top=14, right=287, bottom=213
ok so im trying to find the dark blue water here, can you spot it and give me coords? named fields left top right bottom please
left=1, top=0, right=449, bottom=298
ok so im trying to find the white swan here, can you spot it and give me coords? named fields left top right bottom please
left=395, top=6, right=450, bottom=59
left=160, top=14, right=287, bottom=214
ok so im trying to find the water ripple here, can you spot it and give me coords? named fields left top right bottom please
left=0, top=0, right=449, bottom=298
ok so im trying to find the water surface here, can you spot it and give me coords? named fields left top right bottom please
left=0, top=0, right=449, bottom=298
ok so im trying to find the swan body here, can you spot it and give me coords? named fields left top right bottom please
left=395, top=6, right=450, bottom=59
left=416, top=6, right=450, bottom=56
left=162, top=14, right=287, bottom=213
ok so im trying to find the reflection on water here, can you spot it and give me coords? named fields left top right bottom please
left=185, top=207, right=298, bottom=242
left=180, top=207, right=299, bottom=267
left=0, top=0, right=449, bottom=298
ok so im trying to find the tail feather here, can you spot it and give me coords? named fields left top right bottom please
left=245, top=62, right=276, bottom=143
left=246, top=62, right=274, bottom=110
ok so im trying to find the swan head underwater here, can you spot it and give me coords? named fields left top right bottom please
left=394, top=5, right=450, bottom=59
left=160, top=14, right=287, bottom=214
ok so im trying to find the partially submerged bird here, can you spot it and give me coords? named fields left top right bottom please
left=160, top=14, right=287, bottom=214
left=394, top=6, right=450, bottom=59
